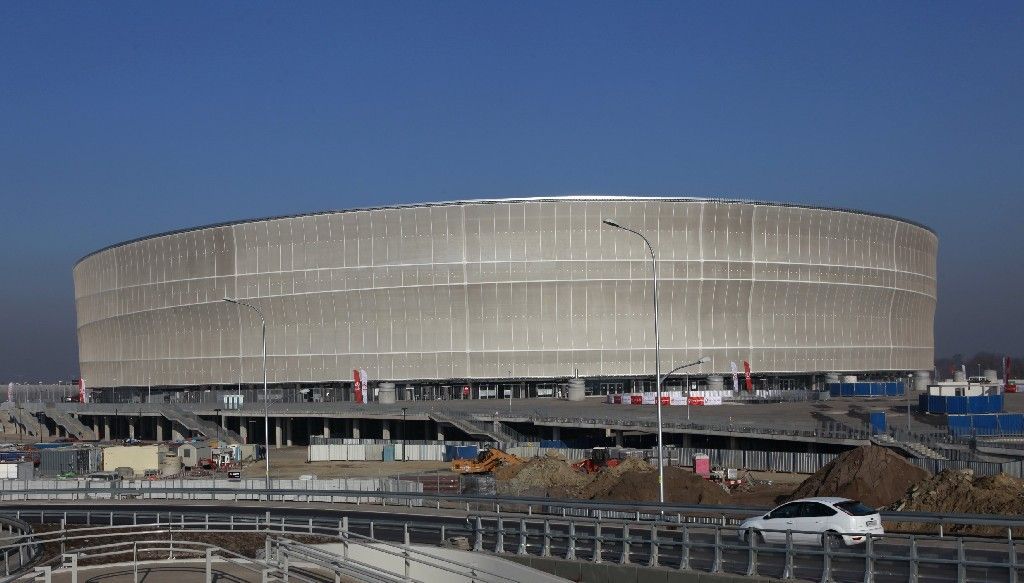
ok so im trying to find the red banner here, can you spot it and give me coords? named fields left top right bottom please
left=78, top=378, right=86, bottom=403
left=743, top=361, right=753, bottom=391
left=660, top=395, right=670, bottom=406
left=688, top=396, right=705, bottom=406
left=352, top=369, right=363, bottom=403
left=630, top=394, right=643, bottom=405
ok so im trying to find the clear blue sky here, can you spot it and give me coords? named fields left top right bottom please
left=1, top=2, right=1021, bottom=381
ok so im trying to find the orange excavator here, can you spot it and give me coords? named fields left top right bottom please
left=451, top=448, right=525, bottom=474
left=572, top=447, right=622, bottom=474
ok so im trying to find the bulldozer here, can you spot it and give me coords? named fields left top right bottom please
left=451, top=447, right=524, bottom=474
left=571, top=447, right=622, bottom=474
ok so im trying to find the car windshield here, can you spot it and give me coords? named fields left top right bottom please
left=835, top=500, right=877, bottom=516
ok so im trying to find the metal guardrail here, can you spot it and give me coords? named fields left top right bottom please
left=2, top=484, right=1024, bottom=531
left=0, top=517, right=40, bottom=578
left=2, top=507, right=1021, bottom=583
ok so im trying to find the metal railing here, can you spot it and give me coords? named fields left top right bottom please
left=0, top=517, right=40, bottom=578
left=2, top=507, right=1021, bottom=583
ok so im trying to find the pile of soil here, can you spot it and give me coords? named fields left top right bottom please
left=786, top=445, right=929, bottom=508
left=598, top=465, right=731, bottom=505
left=496, top=452, right=590, bottom=497
left=579, top=457, right=654, bottom=499
left=886, top=469, right=1024, bottom=535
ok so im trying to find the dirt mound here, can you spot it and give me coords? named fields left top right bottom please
left=598, top=466, right=731, bottom=505
left=787, top=445, right=929, bottom=508
left=579, top=457, right=654, bottom=499
left=887, top=470, right=1024, bottom=535
left=496, top=452, right=590, bottom=497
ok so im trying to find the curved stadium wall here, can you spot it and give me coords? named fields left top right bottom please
left=73, top=197, right=937, bottom=388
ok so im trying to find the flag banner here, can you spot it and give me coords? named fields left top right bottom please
left=78, top=378, right=87, bottom=403
left=360, top=368, right=369, bottom=403
left=743, top=361, right=753, bottom=391
left=352, top=369, right=363, bottom=403
left=730, top=361, right=739, bottom=392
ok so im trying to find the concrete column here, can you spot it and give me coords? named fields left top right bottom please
left=351, top=418, right=361, bottom=439
left=104, top=417, right=111, bottom=441
left=436, top=422, right=445, bottom=441
left=92, top=419, right=99, bottom=438
left=275, top=418, right=284, bottom=448
left=285, top=418, right=294, bottom=447
left=552, top=426, right=561, bottom=441
left=220, top=414, right=227, bottom=430
left=128, top=420, right=135, bottom=440
left=156, top=419, right=164, bottom=442
left=239, top=418, right=248, bottom=444
left=614, top=430, right=623, bottom=447
left=323, top=418, right=331, bottom=439
left=382, top=420, right=391, bottom=440
left=171, top=423, right=185, bottom=441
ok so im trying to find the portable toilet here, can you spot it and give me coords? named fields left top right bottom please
left=693, top=454, right=711, bottom=478
left=869, top=411, right=887, bottom=434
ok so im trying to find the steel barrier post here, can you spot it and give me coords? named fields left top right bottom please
left=517, top=519, right=528, bottom=556
left=711, top=527, right=723, bottom=573
left=369, top=521, right=375, bottom=539
left=542, top=520, right=551, bottom=557
left=746, top=527, right=758, bottom=577
left=205, top=548, right=213, bottom=583
left=863, top=534, right=874, bottom=583
left=648, top=525, right=659, bottom=567
left=593, top=522, right=602, bottom=564
left=473, top=517, right=483, bottom=552
left=957, top=536, right=966, bottom=582
left=820, top=531, right=833, bottom=583
left=679, top=524, right=690, bottom=571
left=404, top=523, right=411, bottom=546
left=495, top=517, right=505, bottom=553
left=908, top=535, right=919, bottom=583
left=783, top=531, right=795, bottom=580
left=133, top=542, right=139, bottom=583
left=1009, top=531, right=1018, bottom=583
left=566, top=520, right=577, bottom=561
left=620, top=524, right=630, bottom=565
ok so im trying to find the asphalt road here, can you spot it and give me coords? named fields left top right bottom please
left=5, top=503, right=1020, bottom=583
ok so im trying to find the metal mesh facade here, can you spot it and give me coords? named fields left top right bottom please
left=73, top=197, right=937, bottom=387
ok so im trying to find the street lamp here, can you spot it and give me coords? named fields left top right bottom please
left=223, top=297, right=271, bottom=494
left=602, top=218, right=670, bottom=503
left=663, top=357, right=712, bottom=423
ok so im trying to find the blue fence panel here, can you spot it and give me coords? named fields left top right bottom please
left=885, top=382, right=905, bottom=397
left=998, top=414, right=1024, bottom=433
left=972, top=414, right=999, bottom=435
left=828, top=383, right=841, bottom=397
left=869, top=411, right=887, bottom=434
left=853, top=384, right=871, bottom=397
left=947, top=396, right=969, bottom=414
left=928, top=395, right=946, bottom=414
left=918, top=393, right=928, bottom=412
left=947, top=415, right=972, bottom=436
left=991, top=394, right=1004, bottom=413
left=539, top=440, right=567, bottom=449
left=840, top=383, right=855, bottom=397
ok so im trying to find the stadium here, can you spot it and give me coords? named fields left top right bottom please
left=73, top=196, right=937, bottom=399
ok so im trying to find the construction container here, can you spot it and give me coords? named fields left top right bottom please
left=693, top=454, right=711, bottom=478
left=0, top=461, right=33, bottom=480
left=178, top=443, right=212, bottom=468
left=39, top=447, right=98, bottom=477
left=103, top=445, right=166, bottom=477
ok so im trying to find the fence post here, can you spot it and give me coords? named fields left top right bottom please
left=746, top=527, right=758, bottom=577
left=593, top=522, right=602, bottom=564
left=711, top=526, right=722, bottom=573
left=620, top=524, right=630, bottom=565
left=1009, top=529, right=1018, bottom=583
left=648, top=525, right=659, bottom=567
left=517, top=519, right=528, bottom=555
left=473, top=517, right=483, bottom=552
left=783, top=531, right=795, bottom=580
left=541, top=520, right=551, bottom=557
left=957, top=536, right=966, bottom=582
left=205, top=548, right=213, bottom=583
left=820, top=531, right=833, bottom=583
left=863, top=534, right=874, bottom=583
left=494, top=517, right=505, bottom=553
left=908, top=535, right=919, bottom=583
left=565, top=520, right=577, bottom=561
left=678, top=523, right=690, bottom=571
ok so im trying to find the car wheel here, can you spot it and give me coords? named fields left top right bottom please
left=822, top=531, right=844, bottom=548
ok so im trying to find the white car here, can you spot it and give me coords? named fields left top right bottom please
left=738, top=497, right=884, bottom=547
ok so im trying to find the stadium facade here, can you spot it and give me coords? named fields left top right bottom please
left=73, top=197, right=937, bottom=397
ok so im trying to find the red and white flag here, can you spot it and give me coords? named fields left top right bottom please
left=743, top=361, right=753, bottom=392
left=352, top=369, right=363, bottom=403
left=360, top=368, right=369, bottom=402
left=78, top=378, right=87, bottom=403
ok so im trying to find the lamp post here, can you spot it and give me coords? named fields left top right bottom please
left=602, top=218, right=669, bottom=503
left=223, top=297, right=271, bottom=494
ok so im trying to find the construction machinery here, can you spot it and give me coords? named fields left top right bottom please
left=572, top=447, right=622, bottom=474
left=451, top=447, right=524, bottom=474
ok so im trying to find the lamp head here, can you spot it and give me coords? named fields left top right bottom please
left=223, top=297, right=237, bottom=304
left=698, top=356, right=711, bottom=364
left=602, top=219, right=622, bottom=228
